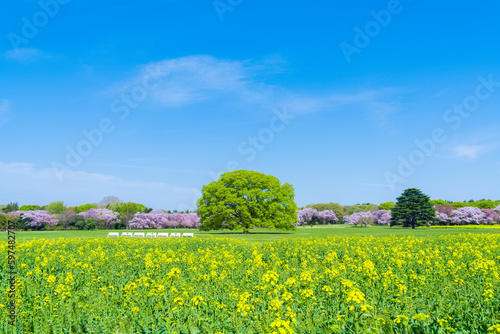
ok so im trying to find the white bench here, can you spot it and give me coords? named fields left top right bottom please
left=182, top=233, right=194, bottom=237
left=107, top=232, right=119, bottom=237
left=146, top=232, right=157, bottom=238
left=121, top=232, right=133, bottom=237
left=133, top=232, right=145, bottom=238
left=157, top=233, right=169, bottom=238
left=170, top=233, right=181, bottom=237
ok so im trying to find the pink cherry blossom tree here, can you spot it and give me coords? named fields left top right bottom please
left=78, top=209, right=120, bottom=229
left=371, top=210, right=392, bottom=225
left=129, top=210, right=169, bottom=229
left=297, top=208, right=317, bottom=226
left=129, top=211, right=201, bottom=229
left=9, top=210, right=58, bottom=229
left=450, top=207, right=490, bottom=225
left=317, top=210, right=338, bottom=224
left=344, top=211, right=373, bottom=227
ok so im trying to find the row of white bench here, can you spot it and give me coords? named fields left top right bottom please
left=107, top=232, right=194, bottom=238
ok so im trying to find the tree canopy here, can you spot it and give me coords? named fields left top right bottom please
left=390, top=188, right=436, bottom=229
left=379, top=202, right=395, bottom=210
left=197, top=170, right=297, bottom=233
left=19, top=204, right=42, bottom=211
left=44, top=201, right=67, bottom=214
left=75, top=203, right=99, bottom=213
left=1, top=202, right=19, bottom=213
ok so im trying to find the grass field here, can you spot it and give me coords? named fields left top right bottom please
left=6, top=224, right=500, bottom=243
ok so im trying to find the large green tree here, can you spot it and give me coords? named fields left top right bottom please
left=390, top=188, right=436, bottom=229
left=197, top=170, right=297, bottom=233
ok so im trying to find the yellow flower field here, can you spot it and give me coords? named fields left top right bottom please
left=2, top=234, right=500, bottom=333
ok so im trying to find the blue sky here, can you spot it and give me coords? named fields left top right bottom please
left=1, top=0, right=499, bottom=210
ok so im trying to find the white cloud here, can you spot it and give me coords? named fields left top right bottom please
left=452, top=145, right=494, bottom=160
left=284, top=89, right=400, bottom=118
left=4, top=48, right=47, bottom=62
left=0, top=161, right=200, bottom=210
left=117, top=55, right=254, bottom=108
left=115, top=55, right=400, bottom=116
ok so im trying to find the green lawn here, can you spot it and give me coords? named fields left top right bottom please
left=6, top=224, right=500, bottom=243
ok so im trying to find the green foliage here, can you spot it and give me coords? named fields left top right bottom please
left=75, top=203, right=99, bottom=213
left=108, top=202, right=147, bottom=227
left=1, top=202, right=19, bottom=213
left=429, top=199, right=452, bottom=206
left=379, top=202, right=395, bottom=210
left=75, top=220, right=85, bottom=230
left=0, top=214, right=18, bottom=229
left=44, top=201, right=67, bottom=214
left=466, top=200, right=499, bottom=209
left=305, top=202, right=344, bottom=223
left=344, top=204, right=378, bottom=215
left=449, top=201, right=468, bottom=209
left=84, top=218, right=97, bottom=230
left=19, top=205, right=42, bottom=211
left=197, top=170, right=298, bottom=233
left=75, top=216, right=97, bottom=230
left=391, top=188, right=436, bottom=229
left=433, top=199, right=500, bottom=209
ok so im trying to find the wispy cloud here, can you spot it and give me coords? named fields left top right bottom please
left=0, top=161, right=200, bottom=209
left=450, top=130, right=500, bottom=160
left=452, top=144, right=496, bottom=160
left=113, top=55, right=401, bottom=117
left=285, top=89, right=400, bottom=121
left=431, top=87, right=452, bottom=98
left=0, top=99, right=11, bottom=127
left=3, top=48, right=49, bottom=62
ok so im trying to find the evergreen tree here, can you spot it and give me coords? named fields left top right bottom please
left=1, top=202, right=19, bottom=213
left=391, top=188, right=436, bottom=229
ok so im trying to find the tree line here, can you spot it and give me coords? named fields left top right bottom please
left=1, top=169, right=499, bottom=232
left=0, top=196, right=196, bottom=230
